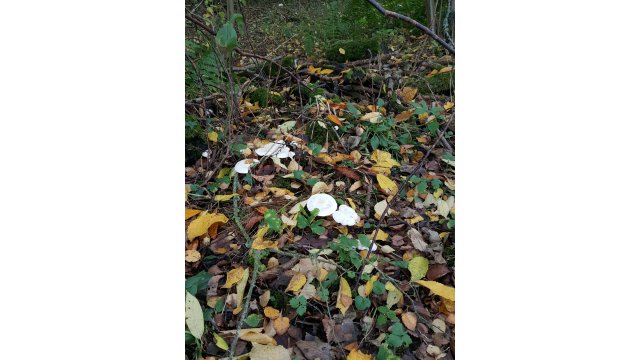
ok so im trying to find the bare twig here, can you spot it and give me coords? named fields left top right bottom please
left=364, top=0, right=454, bottom=54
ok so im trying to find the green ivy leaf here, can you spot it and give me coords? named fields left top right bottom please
left=308, top=143, right=322, bottom=155
left=354, top=296, right=371, bottom=310
left=244, top=314, right=263, bottom=327
left=264, top=209, right=282, bottom=232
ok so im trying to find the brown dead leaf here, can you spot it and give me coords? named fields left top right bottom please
left=336, top=166, right=360, bottom=181
left=401, top=312, right=417, bottom=331
left=397, top=87, right=418, bottom=103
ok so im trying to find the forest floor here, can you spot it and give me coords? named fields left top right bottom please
left=185, top=3, right=455, bottom=359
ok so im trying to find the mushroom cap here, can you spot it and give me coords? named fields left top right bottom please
left=255, top=140, right=292, bottom=158
left=332, top=205, right=360, bottom=226
left=234, top=159, right=260, bottom=174
left=306, top=193, right=338, bottom=217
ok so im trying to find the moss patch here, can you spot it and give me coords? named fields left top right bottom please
left=305, top=119, right=338, bottom=145
left=407, top=70, right=455, bottom=95
left=323, top=38, right=380, bottom=62
left=249, top=87, right=284, bottom=107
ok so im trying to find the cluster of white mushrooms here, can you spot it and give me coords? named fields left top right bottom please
left=231, top=139, right=375, bottom=252
left=233, top=140, right=295, bottom=174
left=306, top=193, right=376, bottom=252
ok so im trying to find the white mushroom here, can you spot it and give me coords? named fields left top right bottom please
left=233, top=159, right=259, bottom=174
left=332, top=205, right=360, bottom=226
left=255, top=140, right=292, bottom=158
left=306, top=193, right=338, bottom=217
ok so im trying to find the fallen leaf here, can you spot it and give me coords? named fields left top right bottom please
left=347, top=349, right=372, bottom=360
left=394, top=110, right=414, bottom=122
left=360, top=112, right=382, bottom=123
left=439, top=66, right=453, bottom=73
left=234, top=267, right=250, bottom=313
left=368, top=229, right=388, bottom=241
left=264, top=306, right=281, bottom=320
left=214, top=193, right=240, bottom=201
left=336, top=166, right=360, bottom=181
left=248, top=342, right=290, bottom=359
left=240, top=332, right=277, bottom=346
left=252, top=226, right=279, bottom=250
left=397, top=87, right=418, bottom=102
left=285, top=273, right=307, bottom=293
left=444, top=101, right=454, bottom=110
left=187, top=212, right=229, bottom=241
left=415, top=280, right=455, bottom=301
left=376, top=174, right=398, bottom=196
left=401, top=312, right=417, bottom=331
left=185, top=291, right=204, bottom=339
left=339, top=48, right=346, bottom=55
left=408, top=256, right=429, bottom=281
left=364, top=274, right=379, bottom=296
left=222, top=267, right=246, bottom=289
left=327, top=114, right=342, bottom=126
left=185, top=208, right=202, bottom=220
left=185, top=249, right=201, bottom=263
left=208, top=131, right=218, bottom=143
left=436, top=199, right=450, bottom=218
left=259, top=291, right=271, bottom=307
left=213, top=333, right=229, bottom=351
left=274, top=316, right=290, bottom=335
left=407, top=228, right=429, bottom=253
left=385, top=281, right=402, bottom=308
left=336, top=277, right=353, bottom=316
left=370, top=150, right=400, bottom=175
left=311, top=181, right=331, bottom=195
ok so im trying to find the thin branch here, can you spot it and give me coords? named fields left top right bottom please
left=364, top=0, right=454, bottom=54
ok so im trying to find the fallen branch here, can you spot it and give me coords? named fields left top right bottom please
left=364, top=0, right=455, bottom=54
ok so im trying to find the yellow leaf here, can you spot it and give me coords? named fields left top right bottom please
left=439, top=66, right=453, bottom=73
left=251, top=226, right=279, bottom=250
left=285, top=273, right=307, bottom=293
left=259, top=291, right=271, bottom=307
left=336, top=277, right=353, bottom=316
left=368, top=229, right=388, bottom=241
left=213, top=333, right=229, bottom=351
left=385, top=281, right=402, bottom=308
left=185, top=250, right=201, bottom=262
left=409, top=215, right=424, bottom=224
left=429, top=69, right=438, bottom=75
left=444, top=101, right=454, bottom=110
left=327, top=114, right=342, bottom=126
left=364, top=274, right=379, bottom=296
left=273, top=316, right=290, bottom=335
left=214, top=193, right=240, bottom=201
left=308, top=65, right=317, bottom=73
left=370, top=150, right=400, bottom=175
left=185, top=208, right=202, bottom=220
left=376, top=174, right=398, bottom=196
left=222, top=267, right=246, bottom=289
left=318, top=68, right=334, bottom=75
left=239, top=332, right=276, bottom=345
left=415, top=280, right=455, bottom=301
left=187, top=212, right=229, bottom=241
left=234, top=267, right=250, bottom=314
left=401, top=312, right=417, bottom=331
left=264, top=306, right=281, bottom=319
left=397, top=87, right=418, bottom=103
left=268, top=187, right=295, bottom=198
left=339, top=48, right=346, bottom=55
left=408, top=256, right=429, bottom=281
left=208, top=131, right=218, bottom=143
left=347, top=349, right=373, bottom=360
left=248, top=343, right=289, bottom=360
